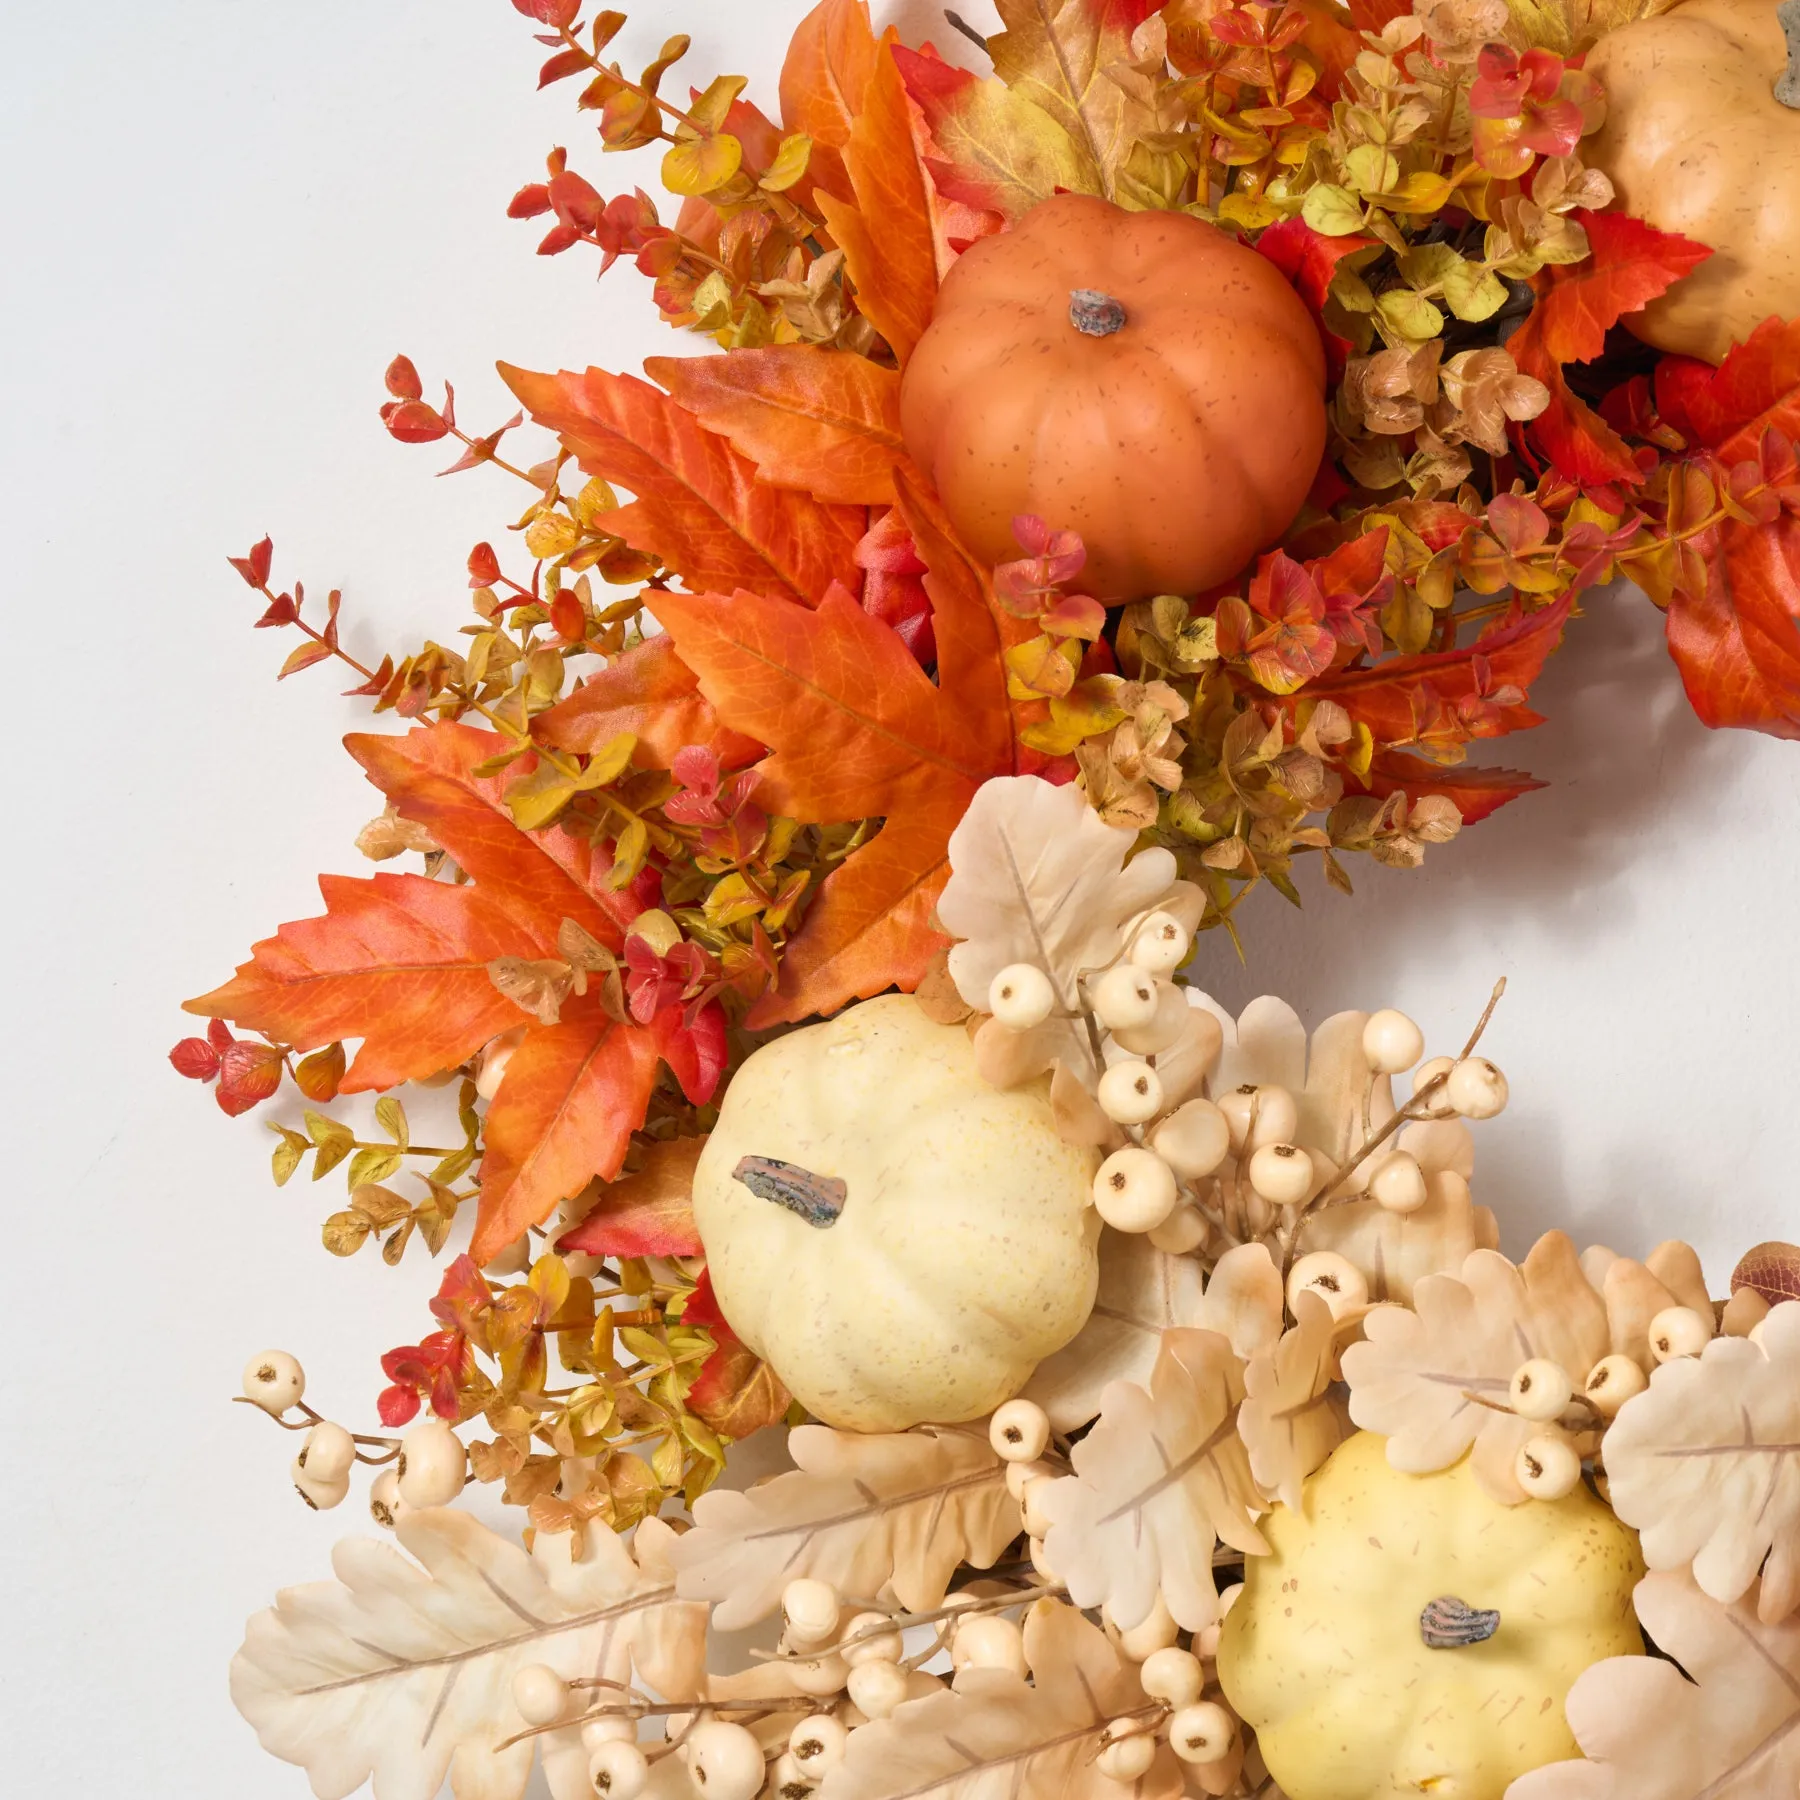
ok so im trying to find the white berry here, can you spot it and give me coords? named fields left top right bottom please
left=298, top=1420, right=356, bottom=1484
left=588, top=1739, right=648, bottom=1800
left=1129, top=911, right=1191, bottom=974
left=1150, top=1098, right=1229, bottom=1179
left=512, top=1663, right=568, bottom=1727
left=291, top=1455, right=349, bottom=1511
left=1111, top=980, right=1191, bottom=1055
left=989, top=1398, right=1050, bottom=1463
left=368, top=1467, right=407, bottom=1529
left=771, top=1753, right=816, bottom=1799
left=1098, top=1059, right=1165, bottom=1125
left=782, top=1577, right=841, bottom=1648
left=1020, top=1475, right=1057, bottom=1540
left=841, top=1611, right=903, bottom=1665
left=1516, top=1432, right=1582, bottom=1500
left=787, top=1650, right=849, bottom=1697
left=1096, top=1721, right=1157, bottom=1781
left=1138, top=1645, right=1203, bottom=1708
left=1287, top=1251, right=1368, bottom=1321
left=952, top=1614, right=1027, bottom=1677
left=1092, top=1147, right=1178, bottom=1233
left=397, top=1419, right=466, bottom=1507
left=787, top=1715, right=847, bottom=1772
left=1447, top=1057, right=1508, bottom=1119
left=683, top=1720, right=766, bottom=1800
left=1148, top=1204, right=1207, bottom=1255
left=1091, top=965, right=1160, bottom=1032
left=1509, top=1358, right=1573, bottom=1422
left=1649, top=1305, right=1713, bottom=1362
left=988, top=963, right=1055, bottom=1031
left=1168, top=1701, right=1236, bottom=1765
left=1412, top=1055, right=1458, bottom=1117
left=846, top=1658, right=909, bottom=1719
left=1247, top=1142, right=1314, bottom=1206
left=1583, top=1354, right=1648, bottom=1417
left=1005, top=1456, right=1053, bottom=1499
left=242, top=1350, right=305, bottom=1414
left=582, top=1715, right=637, bottom=1750
left=1369, top=1149, right=1429, bottom=1214
left=1362, top=1008, right=1425, bottom=1074
left=1218, top=1083, right=1298, bottom=1153
left=1111, top=1591, right=1178, bottom=1661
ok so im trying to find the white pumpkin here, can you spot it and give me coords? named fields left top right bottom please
left=691, top=996, right=1101, bottom=1431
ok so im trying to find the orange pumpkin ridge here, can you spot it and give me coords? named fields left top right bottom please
left=899, top=193, right=1327, bottom=602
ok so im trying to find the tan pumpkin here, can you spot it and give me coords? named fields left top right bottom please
left=899, top=193, right=1327, bottom=602
left=1586, top=0, right=1800, bottom=363
left=690, top=997, right=1101, bottom=1432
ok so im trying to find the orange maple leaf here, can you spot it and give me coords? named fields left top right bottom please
left=185, top=721, right=716, bottom=1260
left=815, top=32, right=941, bottom=365
left=646, top=346, right=909, bottom=506
left=779, top=0, right=879, bottom=157
left=500, top=363, right=866, bottom=605
left=537, top=632, right=763, bottom=769
left=655, top=474, right=1026, bottom=1024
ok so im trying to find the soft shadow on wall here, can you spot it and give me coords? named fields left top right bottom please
left=1193, top=579, right=1789, bottom=1259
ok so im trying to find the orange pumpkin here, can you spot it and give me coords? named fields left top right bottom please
left=899, top=193, right=1327, bottom=602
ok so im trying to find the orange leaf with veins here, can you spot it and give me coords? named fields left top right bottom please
left=500, top=363, right=866, bottom=605
left=654, top=473, right=1025, bottom=1024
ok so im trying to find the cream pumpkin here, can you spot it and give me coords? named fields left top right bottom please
left=1218, top=1431, right=1644, bottom=1800
left=689, top=996, right=1101, bottom=1432
left=1586, top=0, right=1800, bottom=363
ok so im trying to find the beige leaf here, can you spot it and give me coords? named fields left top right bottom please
left=487, top=956, right=574, bottom=1026
left=1605, top=1303, right=1800, bottom=1622
left=1239, top=1291, right=1351, bottom=1510
left=231, top=1511, right=704, bottom=1800
left=1341, top=1231, right=1609, bottom=1501
left=939, top=775, right=1200, bottom=1081
left=1025, top=1240, right=1281, bottom=1431
left=819, top=1600, right=1182, bottom=1800
left=356, top=804, right=440, bottom=862
left=1041, top=1328, right=1266, bottom=1632
left=1594, top=1252, right=1685, bottom=1370
left=670, top=1425, right=1019, bottom=1629
left=1295, top=1164, right=1499, bottom=1305
left=1507, top=1572, right=1800, bottom=1799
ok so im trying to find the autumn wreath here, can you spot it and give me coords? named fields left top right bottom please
left=178, top=2, right=1800, bottom=1798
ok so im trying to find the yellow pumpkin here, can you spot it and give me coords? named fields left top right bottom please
left=1586, top=0, right=1800, bottom=363
left=1218, top=1431, right=1644, bottom=1800
left=689, top=996, right=1101, bottom=1432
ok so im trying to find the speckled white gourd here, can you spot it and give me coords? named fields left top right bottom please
left=691, top=996, right=1101, bottom=1432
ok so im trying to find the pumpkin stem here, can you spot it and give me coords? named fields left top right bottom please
left=732, top=1155, right=848, bottom=1228
left=1069, top=288, right=1128, bottom=337
left=1782, top=0, right=1800, bottom=108
left=1419, top=1595, right=1501, bottom=1649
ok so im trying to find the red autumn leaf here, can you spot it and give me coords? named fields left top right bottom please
left=1509, top=306, right=1642, bottom=489
left=655, top=473, right=1023, bottom=1024
left=538, top=632, right=765, bottom=769
left=645, top=346, right=909, bottom=506
left=1343, top=0, right=1413, bottom=29
left=1666, top=512, right=1800, bottom=738
left=474, top=993, right=675, bottom=1260
left=216, top=1039, right=285, bottom=1116
left=501, top=364, right=866, bottom=606
left=687, top=1318, right=794, bottom=1440
left=1357, top=750, right=1548, bottom=825
left=815, top=33, right=940, bottom=365
left=1299, top=596, right=1573, bottom=745
left=511, top=0, right=578, bottom=25
left=1254, top=216, right=1379, bottom=378
left=1532, top=212, right=1712, bottom=367
left=467, top=541, right=502, bottom=588
left=168, top=1035, right=222, bottom=1081
left=384, top=355, right=424, bottom=402
left=556, top=1136, right=707, bottom=1259
left=229, top=535, right=274, bottom=589
left=1655, top=317, right=1800, bottom=459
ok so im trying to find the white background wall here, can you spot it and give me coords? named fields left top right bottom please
left=2, top=0, right=1794, bottom=1791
